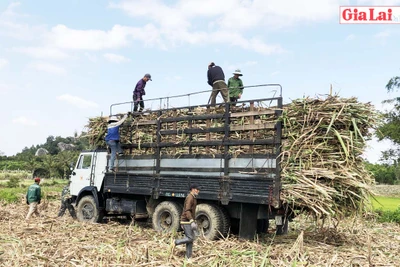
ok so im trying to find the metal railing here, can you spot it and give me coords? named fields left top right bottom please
left=109, top=83, right=282, bottom=115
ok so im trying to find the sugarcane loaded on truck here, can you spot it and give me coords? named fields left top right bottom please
left=69, top=84, right=292, bottom=240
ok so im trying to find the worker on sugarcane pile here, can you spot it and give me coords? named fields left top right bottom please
left=228, top=69, right=244, bottom=104
left=174, top=183, right=201, bottom=259
left=57, top=180, right=77, bottom=219
left=133, top=73, right=152, bottom=112
left=207, top=62, right=229, bottom=107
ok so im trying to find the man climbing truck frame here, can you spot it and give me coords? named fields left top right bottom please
left=69, top=84, right=292, bottom=240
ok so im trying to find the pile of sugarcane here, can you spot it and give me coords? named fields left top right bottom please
left=85, top=105, right=277, bottom=156
left=279, top=95, right=378, bottom=217
left=83, top=95, right=378, bottom=217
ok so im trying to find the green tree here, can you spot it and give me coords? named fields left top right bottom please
left=376, top=74, right=400, bottom=162
left=365, top=162, right=398, bottom=184
left=56, top=151, right=79, bottom=179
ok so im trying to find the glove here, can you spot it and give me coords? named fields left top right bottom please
left=190, top=222, right=198, bottom=231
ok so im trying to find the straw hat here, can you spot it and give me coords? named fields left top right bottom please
left=233, top=69, right=243, bottom=76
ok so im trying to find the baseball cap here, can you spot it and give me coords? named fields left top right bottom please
left=144, top=73, right=152, bottom=81
left=34, top=177, right=41, bottom=183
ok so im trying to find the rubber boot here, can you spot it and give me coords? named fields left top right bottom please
left=185, top=242, right=193, bottom=259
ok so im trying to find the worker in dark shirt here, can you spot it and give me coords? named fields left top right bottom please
left=133, top=73, right=152, bottom=112
left=174, top=183, right=200, bottom=259
left=207, top=62, right=229, bottom=107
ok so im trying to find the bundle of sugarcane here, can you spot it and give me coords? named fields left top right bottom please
left=84, top=105, right=278, bottom=156
left=279, top=95, right=378, bottom=217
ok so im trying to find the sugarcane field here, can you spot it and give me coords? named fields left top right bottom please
left=2, top=2, right=400, bottom=267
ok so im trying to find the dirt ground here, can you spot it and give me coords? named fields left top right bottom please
left=0, top=200, right=399, bottom=267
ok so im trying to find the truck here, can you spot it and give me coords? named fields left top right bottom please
left=70, top=85, right=291, bottom=240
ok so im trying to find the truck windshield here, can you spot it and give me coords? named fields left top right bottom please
left=77, top=154, right=92, bottom=169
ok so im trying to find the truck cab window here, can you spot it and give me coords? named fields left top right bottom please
left=77, top=155, right=92, bottom=169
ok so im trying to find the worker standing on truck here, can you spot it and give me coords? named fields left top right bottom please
left=133, top=73, right=152, bottom=112
left=207, top=62, right=229, bottom=107
left=57, top=181, right=77, bottom=219
left=174, top=183, right=200, bottom=259
left=25, top=177, right=42, bottom=221
left=228, top=69, right=244, bottom=104
left=105, top=112, right=131, bottom=172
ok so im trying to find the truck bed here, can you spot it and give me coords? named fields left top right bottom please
left=105, top=96, right=283, bottom=207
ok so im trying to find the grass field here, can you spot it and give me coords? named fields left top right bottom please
left=372, top=196, right=400, bottom=211
left=0, top=178, right=68, bottom=203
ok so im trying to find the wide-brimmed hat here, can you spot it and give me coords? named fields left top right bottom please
left=233, top=69, right=243, bottom=76
left=108, top=115, right=118, bottom=122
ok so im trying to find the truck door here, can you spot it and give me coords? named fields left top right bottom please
left=70, top=153, right=93, bottom=196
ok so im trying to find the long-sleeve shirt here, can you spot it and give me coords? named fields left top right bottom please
left=180, top=193, right=197, bottom=223
left=207, top=66, right=225, bottom=86
left=133, top=79, right=147, bottom=100
left=105, top=114, right=128, bottom=141
left=61, top=185, right=72, bottom=203
left=26, top=183, right=41, bottom=203
left=228, top=77, right=244, bottom=97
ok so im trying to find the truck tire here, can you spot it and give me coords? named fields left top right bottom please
left=76, top=195, right=103, bottom=223
left=218, top=206, right=231, bottom=237
left=196, top=203, right=225, bottom=240
left=152, top=201, right=182, bottom=233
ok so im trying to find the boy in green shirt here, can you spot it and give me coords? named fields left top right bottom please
left=228, top=69, right=244, bottom=104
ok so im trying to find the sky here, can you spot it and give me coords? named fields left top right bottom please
left=0, top=0, right=399, bottom=162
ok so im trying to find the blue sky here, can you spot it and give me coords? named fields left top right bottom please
left=0, top=0, right=398, bottom=162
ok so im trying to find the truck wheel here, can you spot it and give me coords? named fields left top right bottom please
left=76, top=195, right=103, bottom=223
left=152, top=201, right=182, bottom=233
left=218, top=206, right=231, bottom=237
left=196, top=203, right=224, bottom=240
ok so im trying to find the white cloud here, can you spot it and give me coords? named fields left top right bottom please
left=12, top=116, right=38, bottom=126
left=110, top=0, right=349, bottom=31
left=0, top=58, right=8, bottom=68
left=28, top=61, right=66, bottom=75
left=357, top=0, right=400, bottom=5
left=47, top=24, right=132, bottom=50
left=270, top=71, right=280, bottom=77
left=84, top=52, right=98, bottom=63
left=244, top=61, right=258, bottom=67
left=0, top=2, right=47, bottom=41
left=0, top=83, right=10, bottom=95
left=103, top=53, right=131, bottom=63
left=57, top=94, right=99, bottom=108
left=12, top=46, right=70, bottom=60
left=227, top=61, right=258, bottom=71
left=346, top=34, right=355, bottom=41
left=375, top=30, right=391, bottom=39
